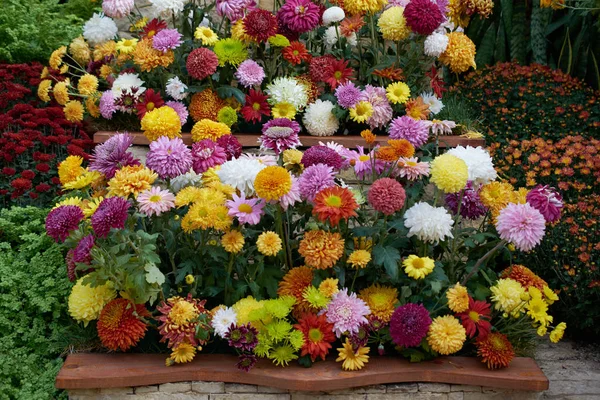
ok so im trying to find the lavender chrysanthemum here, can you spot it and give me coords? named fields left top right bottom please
left=191, top=139, right=228, bottom=174
left=91, top=197, right=130, bottom=238
left=526, top=185, right=563, bottom=224
left=165, top=100, right=188, bottom=125
left=216, top=0, right=255, bottom=21
left=102, top=0, right=134, bottom=18
left=335, top=82, right=362, bottom=109
left=260, top=118, right=302, bottom=155
left=45, top=205, right=84, bottom=242
left=360, top=85, right=393, bottom=129
left=496, top=203, right=546, bottom=252
left=445, top=181, right=487, bottom=220
left=152, top=28, right=183, bottom=52
left=235, top=60, right=265, bottom=88
left=389, top=116, right=431, bottom=148
left=99, top=90, right=117, bottom=120
left=73, top=234, right=95, bottom=264
left=298, top=163, right=336, bottom=202
left=301, top=146, right=344, bottom=170
left=146, top=136, right=192, bottom=179
left=324, top=289, right=371, bottom=337
left=89, top=132, right=140, bottom=179
left=280, top=175, right=301, bottom=210
left=389, top=303, right=432, bottom=348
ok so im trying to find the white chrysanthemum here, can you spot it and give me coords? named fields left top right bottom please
left=166, top=76, right=188, bottom=100
left=447, top=145, right=497, bottom=185
left=217, top=157, right=266, bottom=196
left=404, top=202, right=454, bottom=243
left=302, top=100, right=339, bottom=137
left=265, top=77, right=309, bottom=110
left=82, top=13, right=118, bottom=46
left=211, top=307, right=237, bottom=338
left=420, top=92, right=444, bottom=114
left=424, top=32, right=449, bottom=57
left=169, top=168, right=203, bottom=192
left=102, top=0, right=134, bottom=18
left=149, top=0, right=186, bottom=15
left=240, top=153, right=278, bottom=166
left=111, top=73, right=146, bottom=97
left=322, top=6, right=346, bottom=25
left=324, top=26, right=357, bottom=49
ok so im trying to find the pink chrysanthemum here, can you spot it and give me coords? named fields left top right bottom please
left=234, top=60, right=266, bottom=88
left=525, top=185, right=563, bottom=223
left=389, top=116, right=431, bottom=148
left=280, top=175, right=301, bottom=211
left=368, top=178, right=406, bottom=215
left=360, top=85, right=393, bottom=130
left=446, top=181, right=487, bottom=220
left=91, top=197, right=130, bottom=238
left=164, top=100, right=188, bottom=125
left=389, top=303, right=431, bottom=348
left=146, top=136, right=192, bottom=179
left=191, top=139, right=228, bottom=174
left=323, top=288, right=371, bottom=338
left=99, top=90, right=117, bottom=120
left=226, top=192, right=265, bottom=225
left=260, top=118, right=302, bottom=155
left=102, top=0, right=134, bottom=18
left=277, top=0, right=321, bottom=33
left=45, top=205, right=84, bottom=242
left=395, top=157, right=430, bottom=181
left=496, top=203, right=546, bottom=252
left=186, top=48, right=219, bottom=81
left=404, top=0, right=444, bottom=35
left=301, top=146, right=344, bottom=170
left=217, top=135, right=243, bottom=160
left=298, top=163, right=336, bottom=202
left=90, top=132, right=140, bottom=179
left=335, top=81, right=362, bottom=109
left=216, top=0, right=255, bottom=22
left=73, top=234, right=94, bottom=264
left=137, top=187, right=176, bottom=217
left=347, top=146, right=384, bottom=180
left=152, top=29, right=183, bottom=52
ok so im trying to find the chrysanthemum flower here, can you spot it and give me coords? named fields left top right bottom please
left=186, top=47, right=219, bottom=80
left=137, top=187, right=175, bottom=217
left=254, top=166, right=292, bottom=200
left=319, top=278, right=339, bottom=297
left=141, top=106, right=182, bottom=141
left=386, top=81, right=411, bottom=105
left=458, top=297, right=492, bottom=339
left=191, top=139, right=228, bottom=174
left=445, top=181, right=487, bottom=220
left=194, top=26, right=219, bottom=45
left=217, top=157, right=266, bottom=196
left=525, top=185, right=563, bottom=223
left=404, top=0, right=444, bottom=35
left=68, top=278, right=116, bottom=326
left=135, top=89, right=165, bottom=119
left=500, top=265, right=548, bottom=291
left=211, top=306, right=238, bottom=338
left=439, top=32, right=476, bottom=74
left=226, top=193, right=265, bottom=225
left=77, top=74, right=99, bottom=96
left=299, top=230, right=344, bottom=269
left=349, top=101, right=374, bottom=123
left=404, top=202, right=454, bottom=243
left=278, top=266, right=314, bottom=316
left=73, top=234, right=94, bottom=265
left=132, top=38, right=174, bottom=72
left=335, top=81, right=362, bottom=109
left=403, top=255, right=435, bottom=279
left=476, top=333, right=515, bottom=369
left=241, top=89, right=270, bottom=122
left=145, top=136, right=192, bottom=179
left=156, top=294, right=208, bottom=348
left=221, top=230, right=245, bottom=253
left=217, top=106, right=238, bottom=127
left=256, top=231, right=283, bottom=256
left=326, top=289, right=371, bottom=337
left=343, top=0, right=387, bottom=15
left=368, top=178, right=406, bottom=215
left=550, top=322, right=566, bottom=343
left=446, top=283, right=469, bottom=313
left=191, top=119, right=231, bottom=142
left=235, top=59, right=265, bottom=88
left=430, top=153, right=469, bottom=193
left=214, top=38, right=248, bottom=67
left=388, top=115, right=430, bottom=148
left=266, top=76, right=309, bottom=110
left=480, top=181, right=514, bottom=218
left=107, top=164, right=157, bottom=198
left=243, top=9, right=278, bottom=42
left=378, top=7, right=411, bottom=41
left=312, top=186, right=358, bottom=226
left=347, top=249, right=372, bottom=269
left=323, top=58, right=353, bottom=90
left=91, top=197, right=130, bottom=238
left=427, top=315, right=466, bottom=355
left=301, top=146, right=344, bottom=170
left=389, top=303, right=432, bottom=347
left=63, top=100, right=84, bottom=123
left=294, top=313, right=336, bottom=362
left=153, top=28, right=183, bottom=52
left=526, top=296, right=550, bottom=325
left=298, top=163, right=335, bottom=202
left=405, top=97, right=431, bottom=120
left=490, top=278, right=526, bottom=316
left=359, top=284, right=398, bottom=323
left=336, top=338, right=369, bottom=371
left=97, top=298, right=149, bottom=351
left=260, top=118, right=302, bottom=154
left=496, top=203, right=546, bottom=252
left=282, top=41, right=311, bottom=65
left=170, top=342, right=197, bottom=364
left=45, top=205, right=84, bottom=242
left=277, top=0, right=320, bottom=33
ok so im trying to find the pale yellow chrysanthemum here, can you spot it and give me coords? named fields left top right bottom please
left=38, top=79, right=52, bottom=102
left=69, top=36, right=91, bottom=65
left=430, top=153, right=469, bottom=193
left=83, top=196, right=104, bottom=218
left=77, top=74, right=98, bottom=96
left=194, top=26, right=219, bottom=45
left=107, top=165, right=157, bottom=198
left=49, top=46, right=67, bottom=70
left=490, top=278, right=526, bottom=316
left=378, top=7, right=411, bottom=41
left=68, top=278, right=116, bottom=326
left=256, top=231, right=282, bottom=256
left=446, top=283, right=469, bottom=313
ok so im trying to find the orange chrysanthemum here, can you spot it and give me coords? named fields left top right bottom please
left=97, top=298, right=150, bottom=352
left=376, top=146, right=398, bottom=162
left=373, top=66, right=404, bottom=81
left=133, top=39, right=174, bottom=72
left=299, top=230, right=345, bottom=270
left=156, top=294, right=208, bottom=348
left=388, top=139, right=415, bottom=158
left=278, top=266, right=314, bottom=316
left=500, top=265, right=548, bottom=291
left=404, top=97, right=431, bottom=120
left=282, top=41, right=311, bottom=65
left=313, top=186, right=358, bottom=226
left=476, top=332, right=515, bottom=369
left=294, top=313, right=336, bottom=362
left=360, top=129, right=376, bottom=145
left=340, top=15, right=365, bottom=36
left=189, top=89, right=226, bottom=122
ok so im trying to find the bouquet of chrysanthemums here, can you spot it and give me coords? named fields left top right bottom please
left=38, top=0, right=490, bottom=138
left=46, top=127, right=566, bottom=371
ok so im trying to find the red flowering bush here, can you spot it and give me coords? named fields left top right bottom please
left=0, top=63, right=93, bottom=206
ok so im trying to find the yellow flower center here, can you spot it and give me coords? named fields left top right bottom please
left=359, top=155, right=370, bottom=162
left=325, top=195, right=342, bottom=208
left=406, top=161, right=417, bottom=166
left=412, top=258, right=425, bottom=269
left=149, top=194, right=162, bottom=203
left=147, top=102, right=155, bottom=111
left=293, top=50, right=299, bottom=56
left=334, top=71, right=342, bottom=79
left=252, top=102, right=261, bottom=111
left=238, top=203, right=253, bottom=214
left=308, top=328, right=323, bottom=343
left=468, top=311, right=480, bottom=322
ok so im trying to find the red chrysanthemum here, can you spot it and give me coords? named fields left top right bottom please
left=457, top=297, right=492, bottom=339
left=282, top=41, right=311, bottom=65
left=186, top=47, right=219, bottom=81
left=97, top=298, right=150, bottom=352
left=426, top=66, right=446, bottom=98
left=135, top=89, right=164, bottom=119
left=404, top=0, right=444, bottom=35
left=156, top=294, right=208, bottom=348
left=476, top=332, right=515, bottom=369
left=240, top=89, right=270, bottom=123
left=21, top=170, right=35, bottom=180
left=36, top=163, right=50, bottom=173
left=313, top=186, right=358, bottom=227
left=500, top=265, right=548, bottom=291
left=323, top=58, right=353, bottom=90
left=368, top=178, right=406, bottom=215
left=10, top=177, right=32, bottom=190
left=243, top=9, right=278, bottom=42
left=309, top=55, right=336, bottom=83
left=294, top=313, right=336, bottom=362
left=278, top=266, right=314, bottom=317
left=142, top=19, right=167, bottom=39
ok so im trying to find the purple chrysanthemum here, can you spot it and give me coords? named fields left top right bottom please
left=152, top=28, right=183, bottom=52
left=45, top=205, right=84, bottom=242
left=496, top=203, right=546, bottom=252
left=91, top=197, right=130, bottom=238
left=217, top=135, right=243, bottom=160
left=298, top=163, right=336, bottom=202
left=225, top=323, right=258, bottom=351
left=277, top=0, right=321, bottom=33
left=259, top=118, right=302, bottom=155
left=234, top=59, right=265, bottom=88
left=73, top=234, right=95, bottom=264
left=335, top=81, right=362, bottom=109
left=99, top=90, right=117, bottom=120
left=445, top=181, right=487, bottom=220
left=404, top=0, right=444, bottom=35
left=301, top=146, right=344, bottom=170
left=165, top=100, right=188, bottom=125
left=436, top=0, right=450, bottom=15
left=525, top=185, right=563, bottom=223
left=360, top=85, right=393, bottom=130
left=323, top=289, right=371, bottom=337
left=236, top=354, right=257, bottom=372
left=216, top=0, right=256, bottom=22
left=191, top=139, right=228, bottom=174
left=146, top=136, right=192, bottom=179
left=388, top=115, right=431, bottom=148
left=89, top=132, right=140, bottom=179
left=389, top=303, right=432, bottom=348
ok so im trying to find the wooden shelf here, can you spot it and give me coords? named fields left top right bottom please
left=56, top=353, right=548, bottom=392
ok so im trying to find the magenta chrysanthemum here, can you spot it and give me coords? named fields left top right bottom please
left=496, top=203, right=546, bottom=252
left=298, top=163, right=336, bottom=202
left=335, top=81, right=362, bottom=109
left=152, top=28, right=183, bottom=52
left=102, top=0, right=134, bottom=18
left=45, top=205, right=84, bottom=242
left=301, top=146, right=344, bottom=170
left=277, top=0, right=321, bottom=33
left=368, top=178, right=406, bottom=215
left=73, top=234, right=94, bottom=264
left=146, top=136, right=192, bottom=179
left=361, top=85, right=393, bottom=130
left=446, top=181, right=487, bottom=220
left=389, top=303, right=432, bottom=348
left=234, top=59, right=266, bottom=88
left=260, top=118, right=302, bottom=154
left=347, top=146, right=384, bottom=179
left=217, top=135, right=243, bottom=160
left=90, top=132, right=140, bottom=179
left=165, top=100, right=188, bottom=125
left=186, top=47, right=219, bottom=81
left=525, top=185, right=563, bottom=223
left=216, top=0, right=255, bottom=21
left=99, top=90, right=117, bottom=120
left=389, top=116, right=430, bottom=148
left=191, top=139, right=228, bottom=174
left=137, top=187, right=176, bottom=217
left=404, top=0, right=444, bottom=35
left=324, top=288, right=371, bottom=337
left=91, top=197, right=130, bottom=238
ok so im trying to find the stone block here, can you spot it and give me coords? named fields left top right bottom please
left=224, top=383, right=259, bottom=393
left=450, top=385, right=482, bottom=393
left=448, top=393, right=464, bottom=400
left=464, top=390, right=541, bottom=400
left=100, top=387, right=134, bottom=395
left=543, top=379, right=600, bottom=398
left=143, top=394, right=208, bottom=400
left=211, top=394, right=290, bottom=400
left=135, top=385, right=159, bottom=394
left=368, top=393, right=448, bottom=400
left=159, top=382, right=193, bottom=393
left=290, top=394, right=365, bottom=400
left=192, top=381, right=225, bottom=393
left=386, top=383, right=419, bottom=393
left=418, top=383, right=451, bottom=393
left=256, top=386, right=290, bottom=393
left=327, top=385, right=387, bottom=394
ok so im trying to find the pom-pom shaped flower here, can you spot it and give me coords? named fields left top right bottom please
left=298, top=163, right=336, bottom=202
left=404, top=202, right=454, bottom=243
left=146, top=136, right=192, bottom=179
left=525, top=185, right=563, bottom=224
left=91, top=197, right=130, bottom=238
left=277, top=0, right=320, bottom=33
left=299, top=230, right=344, bottom=269
left=445, top=181, right=487, bottom=220
left=221, top=230, right=245, bottom=253
left=186, top=47, right=219, bottom=80
left=476, top=332, right=515, bottom=369
left=368, top=178, right=406, bottom=215
left=344, top=0, right=387, bottom=15
left=97, top=298, right=150, bottom=351
left=266, top=77, right=309, bottom=110
left=68, top=278, right=116, bottom=326
left=301, top=146, right=344, bottom=170
left=107, top=164, right=158, bottom=198
left=458, top=297, right=492, bottom=339
left=313, top=186, right=358, bottom=226
left=424, top=32, right=449, bottom=57
left=217, top=157, right=266, bottom=196
left=243, top=9, right=278, bottom=42
left=404, top=0, right=444, bottom=35
left=278, top=266, right=314, bottom=314
left=191, top=139, right=228, bottom=174
left=388, top=116, right=430, bottom=148
left=45, top=205, right=84, bottom=242
left=439, top=32, right=476, bottom=73
left=325, top=289, right=371, bottom=337
left=141, top=106, right=182, bottom=142
left=496, top=203, right=546, bottom=252
left=359, top=284, right=398, bottom=323
left=156, top=294, right=208, bottom=348
left=137, top=187, right=176, bottom=217
left=235, top=60, right=266, bottom=88
left=378, top=7, right=411, bottom=41
left=322, top=6, right=345, bottom=25
left=254, top=166, right=292, bottom=200
left=83, top=13, right=118, bottom=46
left=447, top=283, right=469, bottom=313
left=335, top=82, right=362, bottom=109
left=102, top=0, right=134, bottom=18
left=295, top=313, right=336, bottom=362
left=427, top=315, right=466, bottom=355
left=256, top=231, right=283, bottom=256
left=447, top=145, right=496, bottom=185
left=390, top=303, right=432, bottom=348
left=260, top=118, right=302, bottom=154
left=191, top=119, right=231, bottom=142
left=153, top=28, right=183, bottom=52
left=403, top=255, right=435, bottom=279
left=430, top=153, right=469, bottom=193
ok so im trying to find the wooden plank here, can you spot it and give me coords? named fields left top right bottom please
left=93, top=131, right=486, bottom=149
left=55, top=353, right=548, bottom=392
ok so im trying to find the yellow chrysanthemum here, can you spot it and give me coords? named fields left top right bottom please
left=490, top=278, right=526, bottom=316
left=386, top=82, right=411, bottom=105
left=254, top=166, right=292, bottom=201
left=349, top=101, right=374, bottom=123
left=344, top=0, right=387, bottom=15
left=63, top=100, right=84, bottom=122
left=49, top=46, right=67, bottom=70
left=430, top=153, right=469, bottom=193
left=378, top=6, right=411, bottom=41
left=133, top=38, right=174, bottom=72
left=222, top=230, right=245, bottom=253
left=537, top=325, right=547, bottom=337
left=69, top=36, right=91, bottom=65
left=480, top=181, right=514, bottom=218
left=318, top=278, right=339, bottom=297
left=439, top=32, right=476, bottom=74
left=268, top=34, right=291, bottom=47
left=93, top=40, right=117, bottom=62
left=58, top=155, right=85, bottom=185
left=550, top=322, right=566, bottom=343
left=170, top=342, right=197, bottom=364
left=85, top=94, right=101, bottom=118
left=63, top=170, right=102, bottom=190
left=543, top=286, right=559, bottom=305
left=76, top=74, right=98, bottom=96
left=359, top=284, right=398, bottom=323
left=181, top=203, right=232, bottom=233
left=52, top=196, right=84, bottom=210
left=256, top=231, right=283, bottom=256
left=446, top=283, right=469, bottom=313
left=347, top=249, right=372, bottom=269
left=230, top=19, right=252, bottom=42
left=107, top=165, right=157, bottom=197
left=68, top=278, right=116, bottom=326
left=169, top=299, right=199, bottom=326
left=38, top=79, right=52, bottom=102
left=190, top=119, right=231, bottom=142
left=272, top=102, right=297, bottom=119
left=116, top=38, right=139, bottom=54
left=233, top=296, right=263, bottom=325
left=53, top=81, right=70, bottom=105
left=83, top=196, right=103, bottom=218
left=141, top=106, right=183, bottom=142
left=427, top=315, right=466, bottom=355
left=40, top=67, right=49, bottom=79
left=99, top=64, right=113, bottom=80
left=509, top=188, right=529, bottom=205
left=283, top=149, right=303, bottom=172
left=195, top=26, right=219, bottom=45
left=448, top=0, right=471, bottom=27
left=336, top=339, right=369, bottom=371
left=60, top=64, right=69, bottom=74
left=174, top=186, right=225, bottom=208
left=130, top=17, right=148, bottom=31
left=526, top=296, right=549, bottom=325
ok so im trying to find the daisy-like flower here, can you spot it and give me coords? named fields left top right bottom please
left=386, top=82, right=411, bottom=105
left=396, top=157, right=430, bottom=181
left=260, top=118, right=302, bottom=155
left=211, top=307, right=237, bottom=338
left=194, top=26, right=219, bottom=45
left=111, top=73, right=146, bottom=98
left=137, top=187, right=176, bottom=217
left=170, top=342, right=196, bottom=364
left=496, top=203, right=546, bottom=252
left=349, top=101, right=373, bottom=123
left=226, top=193, right=265, bottom=225
left=217, top=157, right=266, bottom=196
left=323, top=58, right=353, bottom=90
left=241, top=89, right=270, bottom=123
left=476, top=332, right=515, bottom=369
left=458, top=297, right=492, bottom=339
left=389, top=303, right=432, bottom=348
left=235, top=60, right=266, bottom=88
left=404, top=202, right=454, bottom=243
left=272, top=102, right=297, bottom=119
left=298, top=163, right=336, bottom=202
left=294, top=313, right=336, bottom=362
left=282, top=41, right=311, bottom=65
left=325, top=289, right=371, bottom=337
left=403, top=255, right=435, bottom=279
left=336, top=338, right=369, bottom=371
left=313, top=186, right=358, bottom=226
left=165, top=76, right=188, bottom=100
left=299, top=230, right=345, bottom=269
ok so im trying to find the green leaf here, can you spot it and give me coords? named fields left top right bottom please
left=510, top=1, right=528, bottom=64
left=530, top=0, right=552, bottom=64
left=476, top=22, right=497, bottom=67
left=216, top=86, right=246, bottom=105
left=144, top=263, right=165, bottom=285
left=372, top=245, right=400, bottom=281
